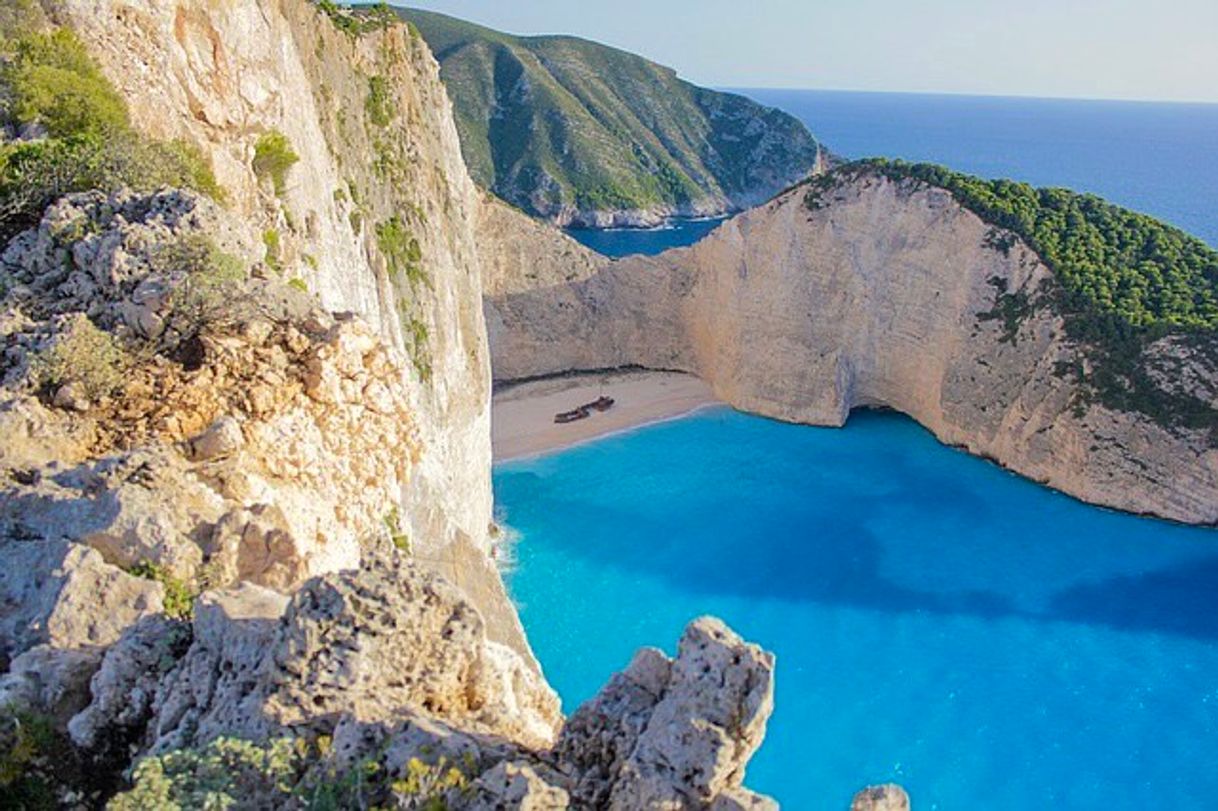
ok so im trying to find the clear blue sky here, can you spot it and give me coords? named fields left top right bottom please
left=398, top=0, right=1218, bottom=103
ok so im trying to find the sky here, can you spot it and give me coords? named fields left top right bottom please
left=397, top=0, right=1218, bottom=104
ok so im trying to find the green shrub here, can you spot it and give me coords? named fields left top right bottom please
left=390, top=756, right=470, bottom=807
left=262, top=229, right=282, bottom=273
left=4, top=28, right=129, bottom=137
left=110, top=736, right=474, bottom=811
left=127, top=561, right=195, bottom=620
left=31, top=317, right=127, bottom=401
left=0, top=28, right=226, bottom=240
left=252, top=131, right=299, bottom=196
left=365, top=75, right=395, bottom=127
left=0, top=134, right=225, bottom=240
left=376, top=216, right=426, bottom=287
left=0, top=709, right=67, bottom=809
left=287, top=277, right=309, bottom=294
left=156, top=235, right=247, bottom=348
left=109, top=737, right=300, bottom=811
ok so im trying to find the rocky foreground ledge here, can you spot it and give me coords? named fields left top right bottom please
left=5, top=545, right=779, bottom=809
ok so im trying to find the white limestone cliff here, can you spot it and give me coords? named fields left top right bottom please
left=484, top=173, right=1218, bottom=525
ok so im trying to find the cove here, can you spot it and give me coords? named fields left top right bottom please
left=565, top=217, right=727, bottom=258
left=494, top=408, right=1218, bottom=810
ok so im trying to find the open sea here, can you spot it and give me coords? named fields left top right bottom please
left=567, top=90, right=1218, bottom=255
left=504, top=92, right=1218, bottom=809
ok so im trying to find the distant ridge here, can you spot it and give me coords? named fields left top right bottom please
left=398, top=7, right=822, bottom=227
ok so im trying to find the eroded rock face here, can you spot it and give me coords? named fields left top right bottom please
left=138, top=549, right=560, bottom=755
left=558, top=617, right=777, bottom=810
left=485, top=174, right=1218, bottom=524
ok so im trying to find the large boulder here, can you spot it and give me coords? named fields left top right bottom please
left=557, top=617, right=776, bottom=810
left=0, top=540, right=163, bottom=665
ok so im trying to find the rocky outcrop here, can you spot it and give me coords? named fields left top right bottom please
left=65, top=549, right=775, bottom=809
left=557, top=617, right=776, bottom=810
left=485, top=173, right=1218, bottom=524
left=129, top=549, right=559, bottom=754
left=0, top=541, right=163, bottom=664
left=852, top=784, right=912, bottom=811
left=0, top=189, right=418, bottom=592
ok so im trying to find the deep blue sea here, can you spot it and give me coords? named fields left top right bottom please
left=568, top=90, right=1218, bottom=255
left=496, top=410, right=1218, bottom=810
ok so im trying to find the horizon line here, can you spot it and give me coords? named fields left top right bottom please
left=717, top=85, right=1218, bottom=108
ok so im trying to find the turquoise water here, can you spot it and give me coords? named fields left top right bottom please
left=495, top=409, right=1218, bottom=810
left=565, top=217, right=727, bottom=258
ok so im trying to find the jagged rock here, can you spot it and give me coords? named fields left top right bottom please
left=143, top=550, right=561, bottom=754
left=261, top=549, right=560, bottom=749
left=0, top=396, right=95, bottom=473
left=0, top=540, right=163, bottom=664
left=468, top=761, right=571, bottom=810
left=147, top=583, right=289, bottom=753
left=67, top=616, right=191, bottom=756
left=0, top=189, right=256, bottom=336
left=557, top=617, right=776, bottom=810
left=52, top=381, right=91, bottom=412
left=852, top=784, right=912, bottom=811
left=188, top=415, right=244, bottom=461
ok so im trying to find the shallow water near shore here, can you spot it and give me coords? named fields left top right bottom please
left=495, top=408, right=1218, bottom=810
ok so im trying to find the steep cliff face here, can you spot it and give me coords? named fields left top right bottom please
left=38, top=0, right=524, bottom=647
left=485, top=173, right=1218, bottom=524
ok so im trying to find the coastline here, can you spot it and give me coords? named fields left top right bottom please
left=492, top=370, right=721, bottom=462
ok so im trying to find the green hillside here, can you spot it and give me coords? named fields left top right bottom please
left=397, top=8, right=821, bottom=224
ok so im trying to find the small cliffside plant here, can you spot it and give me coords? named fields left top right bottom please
left=30, top=317, right=128, bottom=402
left=365, top=75, right=395, bottom=127
left=154, top=234, right=247, bottom=355
left=262, top=228, right=283, bottom=273
left=252, top=131, right=300, bottom=197
left=375, top=216, right=426, bottom=287
left=382, top=507, right=411, bottom=553
left=127, top=561, right=196, bottom=620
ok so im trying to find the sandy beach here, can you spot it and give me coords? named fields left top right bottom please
left=492, top=370, right=720, bottom=461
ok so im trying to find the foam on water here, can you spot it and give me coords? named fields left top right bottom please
left=495, top=408, right=1218, bottom=810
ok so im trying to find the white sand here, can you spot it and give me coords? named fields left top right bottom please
left=492, top=370, right=720, bottom=461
